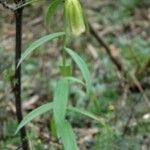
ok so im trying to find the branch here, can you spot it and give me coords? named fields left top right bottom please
left=89, top=21, right=150, bottom=107
left=89, top=22, right=124, bottom=73
left=0, top=0, right=15, bottom=11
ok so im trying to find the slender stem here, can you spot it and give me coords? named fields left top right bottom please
left=14, top=1, right=30, bottom=149
left=62, top=36, right=68, bottom=66
left=62, top=47, right=67, bottom=66
left=60, top=36, right=71, bottom=77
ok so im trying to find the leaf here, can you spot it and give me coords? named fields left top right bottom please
left=18, top=32, right=65, bottom=67
left=68, top=106, right=104, bottom=124
left=45, top=0, right=61, bottom=26
left=59, top=120, right=78, bottom=150
left=65, top=47, right=92, bottom=95
left=53, top=79, right=70, bottom=146
left=64, top=76, right=85, bottom=86
left=15, top=103, right=53, bottom=134
left=53, top=79, right=69, bottom=124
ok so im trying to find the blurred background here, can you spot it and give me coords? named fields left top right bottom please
left=0, top=0, right=150, bottom=149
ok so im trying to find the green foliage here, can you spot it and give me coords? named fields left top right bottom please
left=15, top=19, right=94, bottom=149
left=15, top=74, right=99, bottom=149
left=45, top=0, right=62, bottom=26
left=16, top=103, right=53, bottom=134
left=53, top=79, right=69, bottom=124
left=59, top=120, right=78, bottom=150
left=18, top=32, right=65, bottom=67
left=65, top=47, right=92, bottom=95
left=68, top=106, right=104, bottom=124
left=15, top=4, right=95, bottom=144
left=0, top=0, right=149, bottom=149
left=64, top=76, right=85, bottom=86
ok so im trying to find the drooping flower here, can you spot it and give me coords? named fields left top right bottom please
left=65, top=0, right=86, bottom=36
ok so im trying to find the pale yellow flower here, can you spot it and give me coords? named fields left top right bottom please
left=65, top=0, right=86, bottom=36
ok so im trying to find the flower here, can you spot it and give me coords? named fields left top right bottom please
left=65, top=0, right=86, bottom=36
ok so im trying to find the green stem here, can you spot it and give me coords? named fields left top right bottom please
left=60, top=35, right=72, bottom=77
left=62, top=46, right=66, bottom=66
left=62, top=35, right=68, bottom=67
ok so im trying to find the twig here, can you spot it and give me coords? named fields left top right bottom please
left=0, top=0, right=39, bottom=11
left=89, top=21, right=150, bottom=107
left=89, top=22, right=124, bottom=73
left=0, top=0, right=15, bottom=11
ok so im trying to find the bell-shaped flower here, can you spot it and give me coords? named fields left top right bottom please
left=65, top=0, right=86, bottom=36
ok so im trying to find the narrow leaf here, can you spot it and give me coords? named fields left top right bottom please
left=59, top=120, right=78, bottom=150
left=45, top=0, right=61, bottom=26
left=65, top=47, right=92, bottom=95
left=53, top=79, right=69, bottom=124
left=64, top=76, right=85, bottom=86
left=18, top=32, right=65, bottom=67
left=68, top=106, right=104, bottom=123
left=15, top=103, right=53, bottom=134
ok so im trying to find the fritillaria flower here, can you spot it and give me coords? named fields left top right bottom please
left=65, top=0, right=86, bottom=36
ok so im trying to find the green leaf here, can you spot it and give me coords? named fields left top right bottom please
left=18, top=32, right=65, bottom=67
left=68, top=106, right=104, bottom=124
left=53, top=79, right=71, bottom=147
left=59, top=120, right=78, bottom=150
left=53, top=79, right=69, bottom=124
left=45, top=0, right=61, bottom=26
left=64, top=76, right=85, bottom=86
left=65, top=47, right=92, bottom=95
left=15, top=103, right=53, bottom=134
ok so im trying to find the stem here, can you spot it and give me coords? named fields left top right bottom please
left=60, top=36, right=72, bottom=77
left=62, top=47, right=67, bottom=66
left=62, top=36, right=68, bottom=67
left=14, top=1, right=30, bottom=149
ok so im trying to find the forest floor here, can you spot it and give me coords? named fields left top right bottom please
left=0, top=0, right=150, bottom=149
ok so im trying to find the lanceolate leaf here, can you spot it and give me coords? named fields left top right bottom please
left=53, top=79, right=69, bottom=124
left=53, top=79, right=72, bottom=149
left=15, top=102, right=102, bottom=135
left=65, top=47, right=92, bottom=95
left=64, top=76, right=85, bottom=86
left=68, top=106, right=104, bottom=124
left=59, top=120, right=78, bottom=150
left=17, top=32, right=65, bottom=67
left=45, top=0, right=61, bottom=26
left=15, top=103, right=53, bottom=134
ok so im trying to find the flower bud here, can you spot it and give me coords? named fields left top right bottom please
left=65, top=0, right=86, bottom=36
